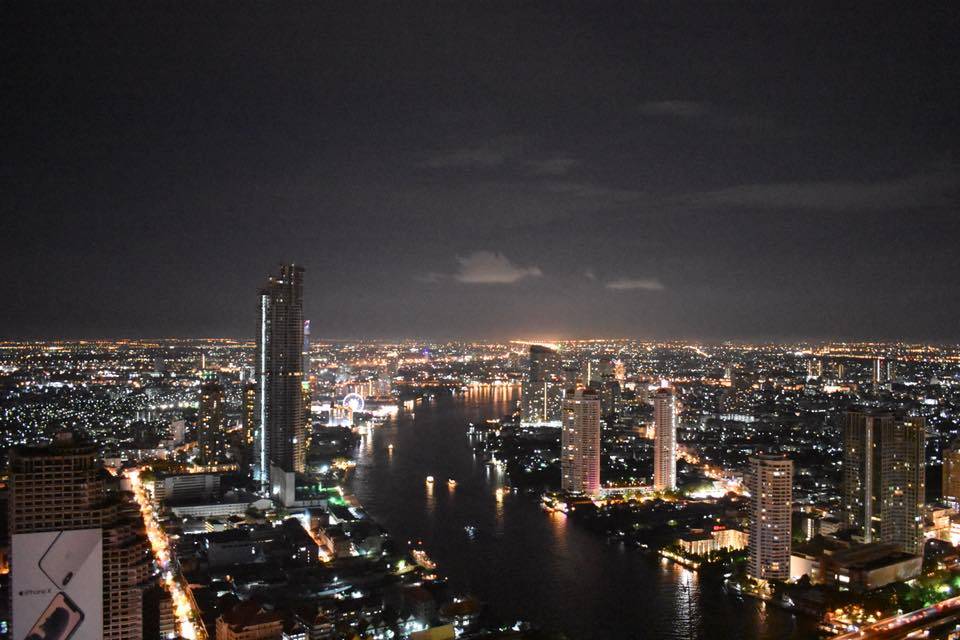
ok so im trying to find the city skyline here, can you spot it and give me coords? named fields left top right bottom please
left=3, top=4, right=960, bottom=639
left=3, top=5, right=959, bottom=341
left=4, top=333, right=960, bottom=638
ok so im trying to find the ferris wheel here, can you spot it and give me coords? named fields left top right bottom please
left=343, top=392, right=365, bottom=413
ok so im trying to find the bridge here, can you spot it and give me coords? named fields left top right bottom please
left=832, top=594, right=960, bottom=639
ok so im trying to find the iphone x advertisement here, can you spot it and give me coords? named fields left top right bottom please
left=12, top=529, right=102, bottom=640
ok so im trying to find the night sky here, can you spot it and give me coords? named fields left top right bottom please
left=3, top=4, right=959, bottom=341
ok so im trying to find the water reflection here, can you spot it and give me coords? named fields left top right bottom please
left=425, top=477, right=435, bottom=514
left=350, top=387, right=814, bottom=640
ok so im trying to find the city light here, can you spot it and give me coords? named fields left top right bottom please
left=127, top=469, right=205, bottom=640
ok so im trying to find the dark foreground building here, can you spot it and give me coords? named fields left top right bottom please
left=8, top=432, right=151, bottom=639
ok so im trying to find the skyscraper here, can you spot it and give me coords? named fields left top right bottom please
left=9, top=433, right=151, bottom=640
left=943, top=440, right=960, bottom=505
left=841, top=409, right=926, bottom=553
left=521, top=344, right=562, bottom=424
left=872, top=357, right=885, bottom=385
left=653, top=387, right=677, bottom=491
left=561, top=387, right=601, bottom=495
left=747, top=454, right=793, bottom=582
left=256, top=264, right=306, bottom=492
left=197, top=374, right=226, bottom=465
left=841, top=409, right=882, bottom=542
left=879, top=416, right=925, bottom=555
left=599, top=376, right=621, bottom=416
left=886, top=359, right=897, bottom=382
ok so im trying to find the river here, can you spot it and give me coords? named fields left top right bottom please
left=349, top=385, right=817, bottom=639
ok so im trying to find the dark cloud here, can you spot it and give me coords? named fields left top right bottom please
left=638, top=100, right=713, bottom=118
left=451, top=251, right=542, bottom=284
left=638, top=100, right=773, bottom=133
left=605, top=278, right=665, bottom=291
left=528, top=155, right=578, bottom=176
left=2, top=4, right=959, bottom=340
left=419, top=136, right=525, bottom=169
left=690, top=168, right=959, bottom=212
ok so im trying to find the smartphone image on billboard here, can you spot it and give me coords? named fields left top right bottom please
left=22, top=592, right=84, bottom=640
left=38, top=531, right=99, bottom=590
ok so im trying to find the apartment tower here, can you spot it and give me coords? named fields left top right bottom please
left=561, top=387, right=601, bottom=495
left=653, top=387, right=677, bottom=491
left=747, top=454, right=793, bottom=582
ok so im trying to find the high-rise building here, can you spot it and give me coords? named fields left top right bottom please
left=807, top=358, right=823, bottom=380
left=872, top=357, right=885, bottom=385
left=653, top=387, right=677, bottom=491
left=560, top=365, right=581, bottom=388
left=256, top=264, right=306, bottom=492
left=943, top=440, right=960, bottom=505
left=521, top=344, right=562, bottom=424
left=599, top=376, right=621, bottom=416
left=880, top=416, right=925, bottom=555
left=835, top=362, right=846, bottom=380
left=747, top=454, right=793, bottom=582
left=242, top=382, right=257, bottom=450
left=9, top=432, right=151, bottom=640
left=841, top=409, right=926, bottom=553
left=886, top=359, right=897, bottom=382
left=197, top=375, right=227, bottom=465
left=561, top=387, right=601, bottom=495
left=612, top=359, right=626, bottom=384
left=594, top=357, right=614, bottom=384
left=841, top=409, right=882, bottom=542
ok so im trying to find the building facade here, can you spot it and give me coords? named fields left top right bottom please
left=841, top=409, right=926, bottom=554
left=561, top=387, right=601, bottom=495
left=256, top=264, right=307, bottom=492
left=943, top=440, right=960, bottom=505
left=521, top=344, right=563, bottom=424
left=8, top=432, right=151, bottom=640
left=747, top=454, right=793, bottom=582
left=879, top=416, right=925, bottom=555
left=198, top=375, right=227, bottom=465
left=242, top=381, right=257, bottom=451
left=653, top=387, right=677, bottom=491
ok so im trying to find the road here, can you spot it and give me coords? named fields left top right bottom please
left=833, top=595, right=960, bottom=639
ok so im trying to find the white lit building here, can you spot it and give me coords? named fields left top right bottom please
left=653, top=387, right=676, bottom=491
left=561, top=387, right=601, bottom=495
left=748, top=454, right=793, bottom=582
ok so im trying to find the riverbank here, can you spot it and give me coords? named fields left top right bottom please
left=348, top=387, right=817, bottom=639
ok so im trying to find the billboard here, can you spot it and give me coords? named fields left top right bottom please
left=12, top=529, right=103, bottom=640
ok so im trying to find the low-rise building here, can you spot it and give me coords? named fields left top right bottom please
left=791, top=539, right=921, bottom=591
left=217, top=600, right=285, bottom=640
left=154, top=472, right=221, bottom=503
left=676, top=527, right=747, bottom=557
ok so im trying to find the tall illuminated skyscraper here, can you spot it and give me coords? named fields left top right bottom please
left=521, top=344, right=562, bottom=424
left=197, top=374, right=226, bottom=465
left=255, top=264, right=306, bottom=492
left=561, top=387, right=601, bottom=495
left=653, top=387, right=676, bottom=491
left=747, top=454, right=793, bottom=582
left=841, top=409, right=926, bottom=553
